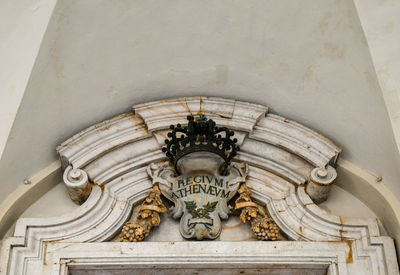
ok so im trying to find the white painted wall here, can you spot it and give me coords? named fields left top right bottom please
left=1, top=0, right=400, bottom=205
left=0, top=0, right=57, bottom=159
left=353, top=0, right=400, bottom=153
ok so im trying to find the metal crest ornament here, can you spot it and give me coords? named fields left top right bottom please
left=162, top=114, right=240, bottom=175
left=121, top=114, right=282, bottom=241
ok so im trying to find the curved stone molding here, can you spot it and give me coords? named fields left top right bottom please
left=238, top=138, right=313, bottom=185
left=57, top=112, right=149, bottom=169
left=1, top=97, right=397, bottom=275
left=3, top=164, right=397, bottom=274
left=251, top=114, right=341, bottom=167
left=133, top=97, right=268, bottom=133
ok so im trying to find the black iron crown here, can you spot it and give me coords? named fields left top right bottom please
left=162, top=114, right=240, bottom=174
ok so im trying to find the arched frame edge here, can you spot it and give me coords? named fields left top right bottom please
left=0, top=161, right=61, bottom=238
left=1, top=158, right=400, bottom=247
left=336, top=158, right=400, bottom=263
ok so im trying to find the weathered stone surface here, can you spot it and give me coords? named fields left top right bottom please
left=62, top=166, right=91, bottom=204
left=307, top=166, right=337, bottom=203
left=1, top=97, right=398, bottom=275
left=147, top=153, right=247, bottom=240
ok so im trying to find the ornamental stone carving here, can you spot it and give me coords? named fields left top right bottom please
left=1, top=97, right=398, bottom=275
left=62, top=165, right=91, bottom=204
left=123, top=115, right=281, bottom=241
left=119, top=184, right=166, bottom=242
left=306, top=165, right=337, bottom=203
left=147, top=157, right=247, bottom=240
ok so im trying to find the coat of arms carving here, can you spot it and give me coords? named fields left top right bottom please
left=120, top=115, right=282, bottom=241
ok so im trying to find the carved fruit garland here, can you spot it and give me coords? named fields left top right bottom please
left=235, top=183, right=283, bottom=241
left=119, top=184, right=166, bottom=242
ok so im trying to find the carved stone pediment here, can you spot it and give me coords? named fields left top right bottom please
left=1, top=97, right=398, bottom=275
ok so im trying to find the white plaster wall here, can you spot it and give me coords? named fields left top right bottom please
left=353, top=0, right=400, bottom=153
left=0, top=0, right=57, bottom=159
left=3, top=182, right=77, bottom=238
left=18, top=182, right=76, bottom=219
left=1, top=0, right=400, bottom=204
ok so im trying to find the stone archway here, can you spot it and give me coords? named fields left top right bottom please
left=1, top=97, right=398, bottom=275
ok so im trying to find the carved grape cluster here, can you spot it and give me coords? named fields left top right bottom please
left=120, top=221, right=147, bottom=242
left=251, top=217, right=280, bottom=241
left=235, top=183, right=282, bottom=241
left=119, top=184, right=166, bottom=242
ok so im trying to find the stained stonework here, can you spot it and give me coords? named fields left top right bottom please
left=147, top=158, right=246, bottom=240
left=1, top=97, right=398, bottom=275
left=122, top=113, right=281, bottom=242
left=119, top=184, right=166, bottom=242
